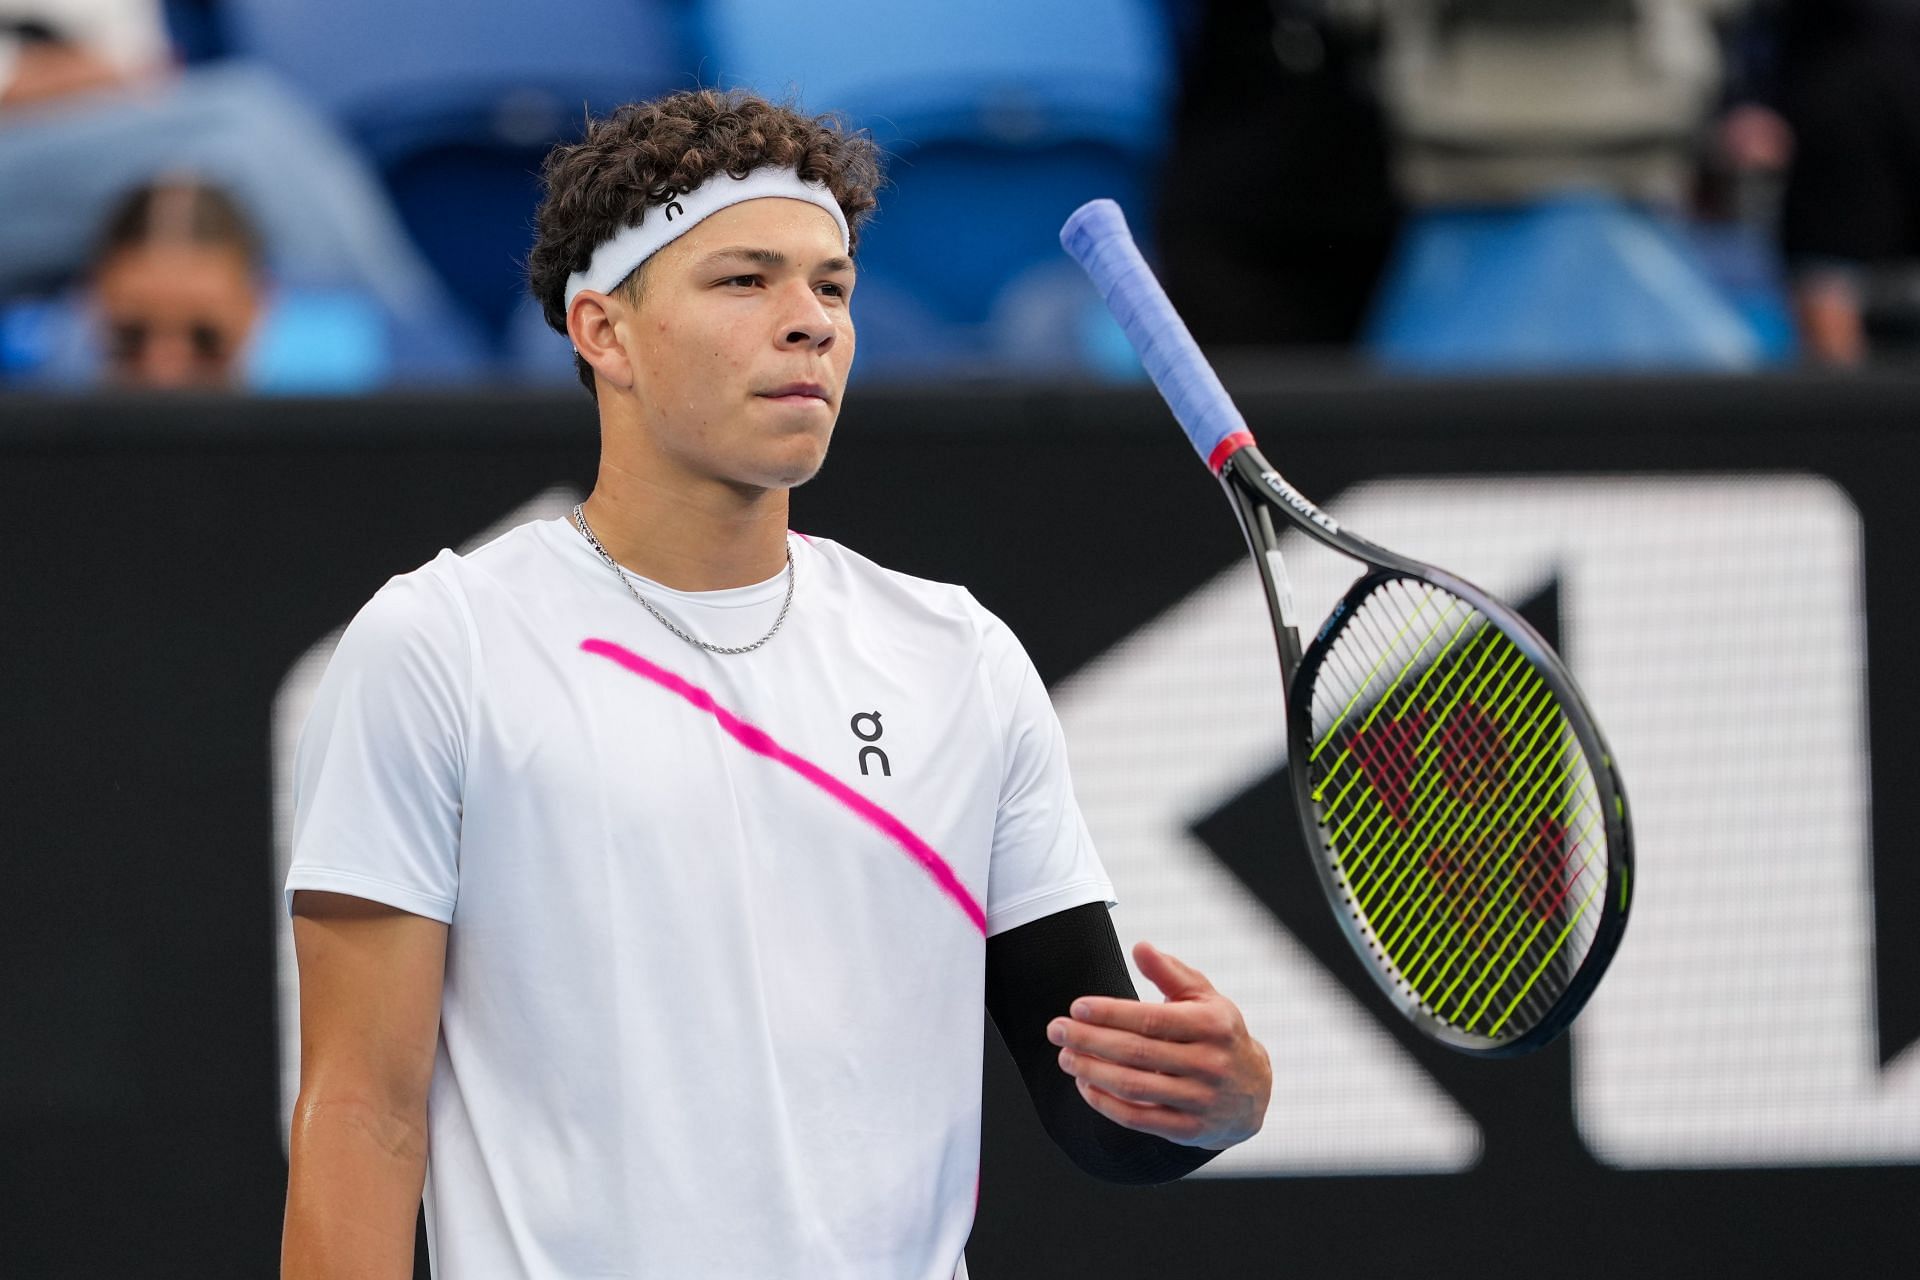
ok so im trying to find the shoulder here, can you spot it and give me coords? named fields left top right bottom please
left=420, top=517, right=559, bottom=593
left=307, top=551, right=474, bottom=740
left=798, top=534, right=1036, bottom=697
left=796, top=533, right=1004, bottom=638
left=356, top=518, right=559, bottom=627
left=348, top=551, right=466, bottom=643
left=334, top=530, right=513, bottom=676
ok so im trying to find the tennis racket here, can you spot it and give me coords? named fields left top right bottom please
left=1060, top=199, right=1632, bottom=1056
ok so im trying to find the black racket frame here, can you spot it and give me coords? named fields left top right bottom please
left=1219, top=444, right=1635, bottom=1056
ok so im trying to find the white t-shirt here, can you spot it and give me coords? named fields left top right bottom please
left=286, top=517, right=1113, bottom=1279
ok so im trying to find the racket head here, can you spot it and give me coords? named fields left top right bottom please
left=1286, top=567, right=1633, bottom=1057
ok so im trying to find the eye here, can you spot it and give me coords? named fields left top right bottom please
left=816, top=281, right=848, bottom=299
left=107, top=322, right=148, bottom=362
left=720, top=274, right=763, bottom=288
left=190, top=323, right=229, bottom=362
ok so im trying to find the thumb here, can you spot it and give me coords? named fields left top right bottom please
left=1133, top=941, right=1215, bottom=1002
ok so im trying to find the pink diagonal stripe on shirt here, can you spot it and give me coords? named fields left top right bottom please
left=580, top=637, right=988, bottom=935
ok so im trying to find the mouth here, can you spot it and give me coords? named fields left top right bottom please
left=758, top=382, right=831, bottom=407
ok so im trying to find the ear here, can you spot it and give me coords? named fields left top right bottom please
left=567, top=291, right=635, bottom=392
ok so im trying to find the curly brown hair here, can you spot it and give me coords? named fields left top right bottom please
left=526, top=88, right=884, bottom=394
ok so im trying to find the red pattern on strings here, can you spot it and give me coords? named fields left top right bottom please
left=1434, top=698, right=1510, bottom=804
left=1518, top=817, right=1579, bottom=920
left=1353, top=697, right=1574, bottom=945
left=1335, top=669, right=1588, bottom=1007
left=1350, top=711, right=1427, bottom=826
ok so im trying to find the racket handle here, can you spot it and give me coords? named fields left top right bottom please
left=1059, top=198, right=1255, bottom=471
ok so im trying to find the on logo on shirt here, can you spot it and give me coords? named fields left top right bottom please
left=851, top=710, right=890, bottom=777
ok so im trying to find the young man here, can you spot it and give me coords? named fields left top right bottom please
left=282, top=89, right=1271, bottom=1279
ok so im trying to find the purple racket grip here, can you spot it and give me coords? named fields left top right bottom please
left=1059, top=199, right=1254, bottom=471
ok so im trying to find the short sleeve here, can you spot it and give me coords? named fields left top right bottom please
left=285, top=561, right=470, bottom=922
left=976, top=606, right=1115, bottom=937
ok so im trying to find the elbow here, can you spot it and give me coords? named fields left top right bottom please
left=289, top=1090, right=430, bottom=1165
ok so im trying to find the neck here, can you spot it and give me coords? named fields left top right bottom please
left=578, top=460, right=790, bottom=592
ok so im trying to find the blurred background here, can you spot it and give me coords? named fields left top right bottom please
left=4, top=2, right=1920, bottom=1277
left=4, top=0, right=1919, bottom=388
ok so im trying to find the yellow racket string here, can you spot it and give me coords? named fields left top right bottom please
left=1327, top=638, right=1545, bottom=898
left=1353, top=668, right=1581, bottom=945
left=1305, top=581, right=1604, bottom=1040
left=1308, top=594, right=1481, bottom=771
left=1389, top=762, right=1599, bottom=995
left=1345, top=681, right=1597, bottom=1021
left=1306, top=589, right=1458, bottom=763
left=1326, top=641, right=1534, bottom=865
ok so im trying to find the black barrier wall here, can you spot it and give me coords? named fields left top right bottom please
left=4, top=375, right=1919, bottom=1277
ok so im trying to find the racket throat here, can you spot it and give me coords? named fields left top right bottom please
left=1224, top=472, right=1303, bottom=679
left=1265, top=553, right=1304, bottom=677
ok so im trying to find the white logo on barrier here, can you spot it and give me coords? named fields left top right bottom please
left=1054, top=473, right=1920, bottom=1173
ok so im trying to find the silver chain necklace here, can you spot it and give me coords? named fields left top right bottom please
left=570, top=503, right=795, bottom=655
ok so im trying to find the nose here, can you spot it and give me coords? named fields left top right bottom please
left=137, top=331, right=199, bottom=389
left=774, top=279, right=837, bottom=353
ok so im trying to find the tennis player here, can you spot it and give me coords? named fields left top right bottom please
left=281, top=88, right=1272, bottom=1279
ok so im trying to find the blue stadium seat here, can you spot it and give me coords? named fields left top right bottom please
left=862, top=141, right=1154, bottom=331
left=701, top=0, right=1170, bottom=156
left=1367, top=194, right=1781, bottom=372
left=502, top=294, right=578, bottom=387
left=224, top=0, right=688, bottom=159
left=379, top=142, right=556, bottom=345
left=223, top=0, right=690, bottom=343
left=163, top=0, right=229, bottom=63
left=700, top=0, right=1173, bottom=371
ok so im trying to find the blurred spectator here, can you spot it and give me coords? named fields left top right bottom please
left=88, top=177, right=261, bottom=389
left=1338, top=0, right=1787, bottom=371
left=1772, top=0, right=1920, bottom=364
left=1153, top=1, right=1771, bottom=364
left=0, top=0, right=167, bottom=105
left=0, top=0, right=466, bottom=340
left=2, top=172, right=432, bottom=392
left=1358, top=0, right=1745, bottom=208
left=1156, top=0, right=1399, bottom=347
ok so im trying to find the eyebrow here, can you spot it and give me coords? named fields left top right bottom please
left=695, top=246, right=855, bottom=274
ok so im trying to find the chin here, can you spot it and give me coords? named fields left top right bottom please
left=727, top=442, right=828, bottom=492
left=762, top=452, right=830, bottom=490
left=764, top=425, right=835, bottom=488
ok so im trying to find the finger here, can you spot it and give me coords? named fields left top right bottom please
left=1068, top=995, right=1226, bottom=1042
left=1058, top=1046, right=1214, bottom=1111
left=1074, top=1078, right=1207, bottom=1145
left=1132, top=940, right=1217, bottom=1002
left=1048, top=1017, right=1225, bottom=1080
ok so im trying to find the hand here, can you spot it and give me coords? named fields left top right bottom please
left=1047, top=941, right=1271, bottom=1150
left=1795, top=274, right=1869, bottom=368
left=1717, top=103, right=1793, bottom=174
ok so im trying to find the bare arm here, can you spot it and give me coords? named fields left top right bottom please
left=282, top=891, right=448, bottom=1279
left=0, top=43, right=143, bottom=108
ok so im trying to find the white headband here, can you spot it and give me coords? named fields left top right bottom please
left=564, top=167, right=850, bottom=311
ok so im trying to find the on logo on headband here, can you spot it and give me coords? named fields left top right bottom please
left=564, top=169, right=850, bottom=311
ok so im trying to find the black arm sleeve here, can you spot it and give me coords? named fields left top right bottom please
left=984, top=901, right=1221, bottom=1185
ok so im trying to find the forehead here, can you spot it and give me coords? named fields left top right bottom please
left=659, top=196, right=849, bottom=266
left=96, top=242, right=257, bottom=302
